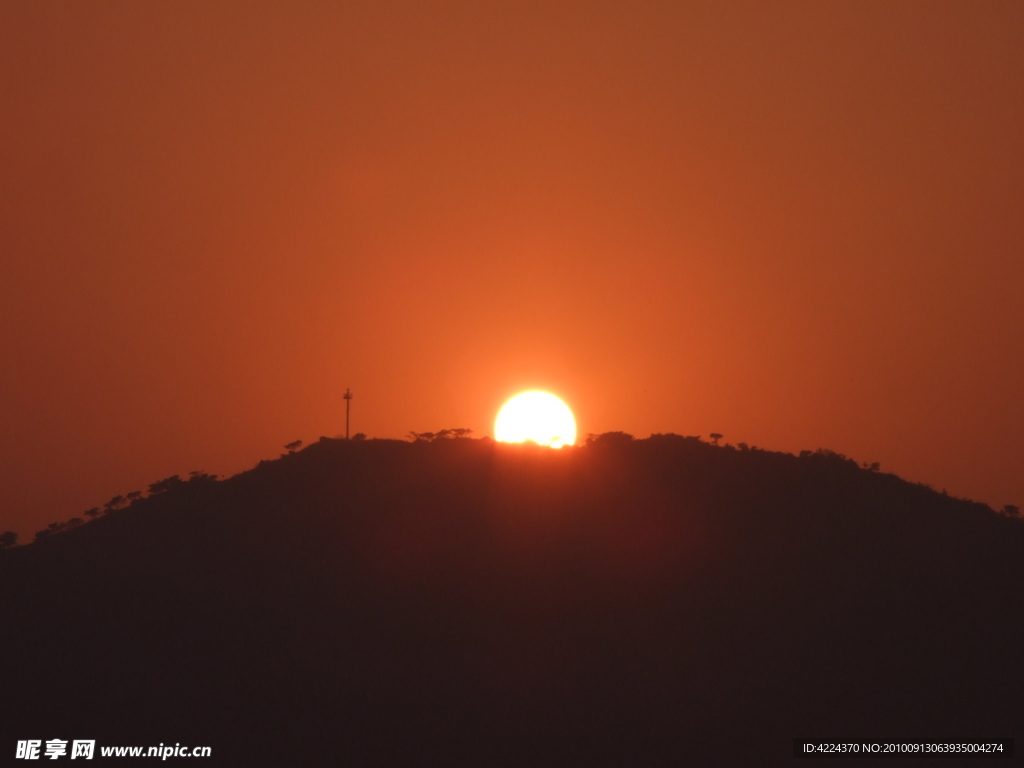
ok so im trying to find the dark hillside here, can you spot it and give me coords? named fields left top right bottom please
left=3, top=436, right=1021, bottom=765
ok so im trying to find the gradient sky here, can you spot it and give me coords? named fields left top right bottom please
left=2, top=1, right=1022, bottom=538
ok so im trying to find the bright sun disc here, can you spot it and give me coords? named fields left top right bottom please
left=494, top=391, right=577, bottom=448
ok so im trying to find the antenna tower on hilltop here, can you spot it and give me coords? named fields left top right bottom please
left=343, top=387, right=353, bottom=439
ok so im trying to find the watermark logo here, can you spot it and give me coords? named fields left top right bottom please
left=16, top=740, right=209, bottom=760
left=16, top=740, right=93, bottom=759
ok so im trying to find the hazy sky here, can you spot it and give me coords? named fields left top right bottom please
left=2, top=1, right=1022, bottom=537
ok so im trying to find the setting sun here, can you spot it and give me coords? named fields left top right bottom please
left=494, top=391, right=577, bottom=448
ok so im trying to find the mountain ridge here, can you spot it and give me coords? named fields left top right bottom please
left=3, top=435, right=1020, bottom=765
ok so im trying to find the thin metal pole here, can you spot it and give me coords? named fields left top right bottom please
left=344, top=388, right=352, bottom=439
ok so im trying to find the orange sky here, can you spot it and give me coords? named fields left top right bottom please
left=2, top=1, right=1022, bottom=538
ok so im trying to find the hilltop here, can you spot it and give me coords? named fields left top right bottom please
left=3, top=435, right=1021, bottom=765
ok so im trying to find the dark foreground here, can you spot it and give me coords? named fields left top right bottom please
left=4, top=436, right=1021, bottom=765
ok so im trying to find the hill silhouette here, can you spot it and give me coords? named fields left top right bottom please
left=3, top=435, right=1021, bottom=766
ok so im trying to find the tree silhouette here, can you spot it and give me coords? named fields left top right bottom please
left=586, top=431, right=634, bottom=447
left=409, top=429, right=472, bottom=442
left=148, top=475, right=183, bottom=495
left=0, top=531, right=16, bottom=549
left=104, top=495, right=125, bottom=512
left=84, top=507, right=101, bottom=519
left=709, top=433, right=723, bottom=446
left=284, top=440, right=303, bottom=453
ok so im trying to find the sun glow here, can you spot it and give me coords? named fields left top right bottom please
left=494, top=391, right=577, bottom=448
